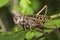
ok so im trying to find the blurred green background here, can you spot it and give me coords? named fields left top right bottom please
left=0, top=0, right=60, bottom=40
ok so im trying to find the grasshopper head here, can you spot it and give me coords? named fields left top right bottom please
left=13, top=16, right=23, bottom=25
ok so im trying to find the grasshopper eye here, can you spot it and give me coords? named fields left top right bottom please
left=15, top=17, right=17, bottom=21
left=13, top=17, right=18, bottom=24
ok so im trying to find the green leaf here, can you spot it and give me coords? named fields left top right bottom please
left=31, top=0, right=41, bottom=12
left=0, top=0, right=9, bottom=7
left=44, top=28, right=60, bottom=40
left=19, top=0, right=41, bottom=15
left=19, top=0, right=33, bottom=15
left=25, top=31, right=35, bottom=39
left=0, top=30, right=26, bottom=40
left=45, top=18, right=60, bottom=28
left=43, top=17, right=60, bottom=40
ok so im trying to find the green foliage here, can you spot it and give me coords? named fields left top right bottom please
left=0, top=0, right=60, bottom=40
left=0, top=19, right=60, bottom=40
left=43, top=17, right=60, bottom=40
left=25, top=31, right=43, bottom=40
left=44, top=28, right=60, bottom=40
left=0, top=0, right=9, bottom=8
left=25, top=31, right=35, bottom=39
left=45, top=18, right=60, bottom=28
left=0, top=30, right=26, bottom=40
left=19, top=0, right=41, bottom=15
left=31, top=0, right=41, bottom=12
left=19, top=0, right=34, bottom=15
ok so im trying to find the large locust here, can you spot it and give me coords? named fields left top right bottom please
left=13, top=5, right=57, bottom=39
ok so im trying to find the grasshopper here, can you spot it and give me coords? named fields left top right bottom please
left=13, top=5, right=57, bottom=36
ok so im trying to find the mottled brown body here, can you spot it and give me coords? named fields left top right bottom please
left=13, top=13, right=51, bottom=31
left=13, top=5, right=51, bottom=30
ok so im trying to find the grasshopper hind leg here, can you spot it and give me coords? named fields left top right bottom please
left=36, top=5, right=48, bottom=15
